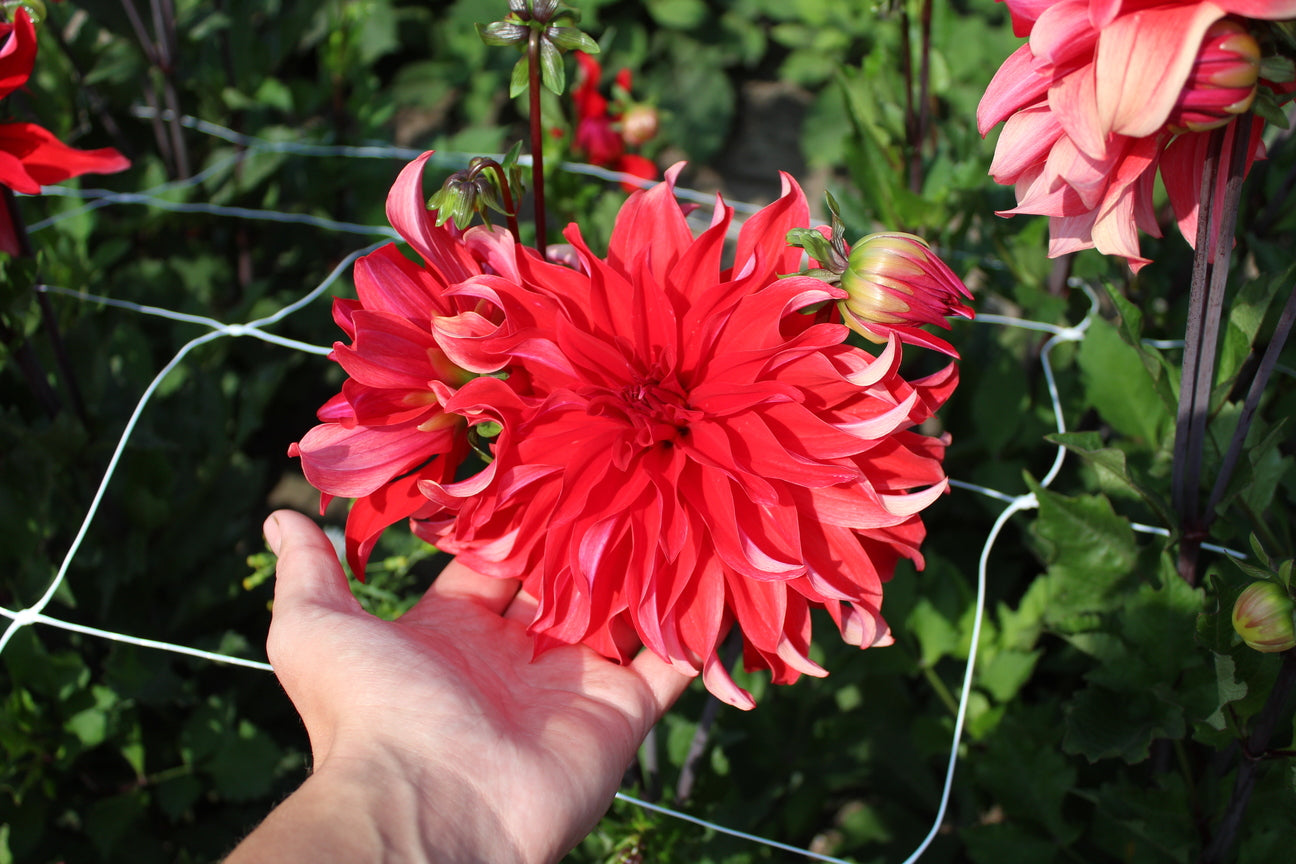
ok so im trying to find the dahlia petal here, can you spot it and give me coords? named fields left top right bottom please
left=0, top=12, right=37, bottom=100
left=1164, top=117, right=1264, bottom=259
left=732, top=171, right=811, bottom=279
left=989, top=104, right=1065, bottom=183
left=1094, top=3, right=1224, bottom=139
left=353, top=244, right=447, bottom=322
left=880, top=478, right=950, bottom=517
left=978, top=44, right=1053, bottom=135
left=0, top=123, right=129, bottom=188
left=1005, top=0, right=1057, bottom=33
left=702, top=649, right=756, bottom=710
left=1216, top=0, right=1296, bottom=15
left=333, top=310, right=451, bottom=389
left=830, top=601, right=894, bottom=648
left=292, top=419, right=456, bottom=498
left=1030, top=0, right=1100, bottom=68
left=344, top=471, right=446, bottom=579
left=606, top=162, right=693, bottom=286
left=834, top=390, right=919, bottom=440
left=1048, top=62, right=1108, bottom=160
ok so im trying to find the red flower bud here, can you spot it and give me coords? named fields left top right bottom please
left=838, top=232, right=973, bottom=357
left=1232, top=581, right=1296, bottom=654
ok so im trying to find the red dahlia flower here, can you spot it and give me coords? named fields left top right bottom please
left=0, top=9, right=129, bottom=255
left=977, top=0, right=1294, bottom=270
left=401, top=163, right=958, bottom=709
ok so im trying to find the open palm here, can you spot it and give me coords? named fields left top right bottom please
left=256, top=509, right=690, bottom=863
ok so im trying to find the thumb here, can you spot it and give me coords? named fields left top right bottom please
left=264, top=510, right=359, bottom=617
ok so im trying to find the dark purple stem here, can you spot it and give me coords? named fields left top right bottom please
left=527, top=29, right=548, bottom=258
left=1200, top=653, right=1296, bottom=863
left=1172, top=119, right=1251, bottom=585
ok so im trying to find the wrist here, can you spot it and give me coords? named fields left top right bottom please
left=226, top=741, right=535, bottom=864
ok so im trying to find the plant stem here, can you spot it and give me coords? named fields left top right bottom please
left=1200, top=652, right=1296, bottom=863
left=1172, top=119, right=1250, bottom=584
left=477, top=161, right=521, bottom=243
left=675, top=634, right=742, bottom=802
left=912, top=0, right=933, bottom=195
left=527, top=29, right=548, bottom=259
left=2, top=188, right=88, bottom=425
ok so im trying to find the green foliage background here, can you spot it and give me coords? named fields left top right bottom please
left=2, top=1, right=1296, bottom=862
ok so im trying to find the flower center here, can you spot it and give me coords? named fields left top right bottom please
left=589, top=376, right=701, bottom=456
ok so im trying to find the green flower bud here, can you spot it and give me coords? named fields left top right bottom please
left=1232, top=581, right=1296, bottom=653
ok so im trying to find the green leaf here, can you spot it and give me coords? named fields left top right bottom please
left=1077, top=316, right=1172, bottom=445
left=478, top=20, right=528, bottom=47
left=1064, top=684, right=1185, bottom=763
left=1026, top=478, right=1139, bottom=631
left=547, top=25, right=598, bottom=53
left=509, top=56, right=529, bottom=98
left=539, top=39, right=564, bottom=94
left=645, top=0, right=708, bottom=28
left=979, top=649, right=1042, bottom=703
left=1047, top=431, right=1175, bottom=527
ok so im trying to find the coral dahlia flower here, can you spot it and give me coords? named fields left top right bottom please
left=0, top=9, right=129, bottom=256
left=399, top=162, right=959, bottom=709
left=978, top=0, right=1294, bottom=270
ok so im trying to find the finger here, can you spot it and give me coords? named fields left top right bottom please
left=502, top=586, right=539, bottom=625
left=629, top=649, right=694, bottom=720
left=417, top=557, right=520, bottom=616
left=265, top=510, right=359, bottom=617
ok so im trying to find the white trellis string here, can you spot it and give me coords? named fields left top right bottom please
left=3, top=118, right=1207, bottom=862
left=0, top=241, right=384, bottom=658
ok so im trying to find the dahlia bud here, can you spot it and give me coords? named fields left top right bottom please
left=838, top=232, right=973, bottom=357
left=620, top=103, right=659, bottom=147
left=1166, top=19, right=1261, bottom=133
left=1232, top=581, right=1296, bottom=654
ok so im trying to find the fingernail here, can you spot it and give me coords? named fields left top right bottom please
left=263, top=513, right=283, bottom=554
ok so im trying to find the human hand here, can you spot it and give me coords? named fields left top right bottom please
left=225, top=510, right=691, bottom=864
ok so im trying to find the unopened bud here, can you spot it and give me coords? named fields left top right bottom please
left=1167, top=19, right=1261, bottom=133
left=838, top=233, right=973, bottom=357
left=620, top=104, right=659, bottom=147
left=1232, top=581, right=1296, bottom=653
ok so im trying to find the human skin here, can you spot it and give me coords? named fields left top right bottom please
left=224, top=510, right=691, bottom=864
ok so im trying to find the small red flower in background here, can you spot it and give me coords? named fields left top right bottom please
left=570, top=51, right=658, bottom=191
left=296, top=156, right=963, bottom=708
left=0, top=8, right=129, bottom=255
left=977, top=0, right=1294, bottom=271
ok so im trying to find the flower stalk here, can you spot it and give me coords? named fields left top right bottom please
left=527, top=26, right=547, bottom=257
left=1172, top=117, right=1252, bottom=585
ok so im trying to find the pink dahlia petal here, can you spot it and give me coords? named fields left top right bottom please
left=1030, top=0, right=1100, bottom=68
left=1163, top=115, right=1264, bottom=261
left=1094, top=2, right=1224, bottom=139
left=979, top=45, right=1054, bottom=136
